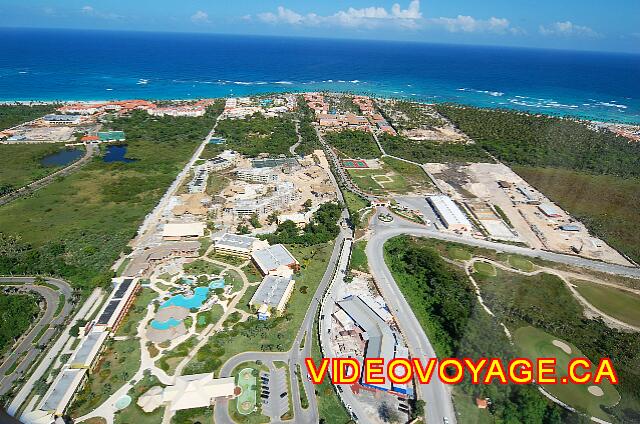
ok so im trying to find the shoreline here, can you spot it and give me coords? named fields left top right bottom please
left=2, top=94, right=639, bottom=127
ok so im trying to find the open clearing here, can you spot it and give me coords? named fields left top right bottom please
left=572, top=280, right=640, bottom=327
left=513, top=326, right=620, bottom=421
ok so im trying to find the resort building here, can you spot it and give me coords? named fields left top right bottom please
left=252, top=244, right=300, bottom=276
left=162, top=222, right=206, bottom=241
left=427, top=195, right=473, bottom=232
left=249, top=270, right=296, bottom=320
left=94, top=278, right=140, bottom=331
left=188, top=166, right=209, bottom=194
left=68, top=330, right=109, bottom=370
left=41, top=114, right=82, bottom=125
left=124, top=241, right=201, bottom=277
left=231, top=182, right=300, bottom=218
left=335, top=295, right=412, bottom=397
left=97, top=131, right=126, bottom=142
left=137, top=374, right=237, bottom=413
left=235, top=167, right=279, bottom=184
left=212, top=233, right=267, bottom=257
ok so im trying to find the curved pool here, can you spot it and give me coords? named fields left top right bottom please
left=160, top=286, right=209, bottom=309
left=150, top=317, right=182, bottom=330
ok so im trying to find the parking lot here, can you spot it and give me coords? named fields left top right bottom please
left=260, top=366, right=288, bottom=421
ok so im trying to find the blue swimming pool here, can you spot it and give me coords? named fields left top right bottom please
left=150, top=317, right=182, bottom=330
left=160, top=286, right=209, bottom=309
left=208, top=278, right=225, bottom=289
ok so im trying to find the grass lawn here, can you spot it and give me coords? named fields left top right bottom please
left=514, top=326, right=619, bottom=421
left=473, top=261, right=496, bottom=277
left=206, top=172, right=230, bottom=196
left=452, top=388, right=493, bottom=424
left=350, top=240, right=368, bottom=273
left=156, top=336, right=198, bottom=375
left=0, top=143, right=76, bottom=190
left=295, top=365, right=309, bottom=409
left=447, top=246, right=472, bottom=261
left=116, top=288, right=157, bottom=337
left=224, top=269, right=245, bottom=292
left=324, top=129, right=381, bottom=159
left=381, top=156, right=433, bottom=192
left=114, top=374, right=165, bottom=424
left=228, top=362, right=269, bottom=424
left=514, top=166, right=640, bottom=263
left=171, top=406, right=213, bottom=424
left=572, top=280, right=640, bottom=327
left=347, top=165, right=409, bottom=195
left=196, top=303, right=224, bottom=330
left=343, top=190, right=370, bottom=229
left=71, top=338, right=141, bottom=417
left=508, top=255, right=535, bottom=272
left=209, top=252, right=246, bottom=267
left=184, top=259, right=225, bottom=275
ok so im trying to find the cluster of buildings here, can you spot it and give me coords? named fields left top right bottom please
left=222, top=95, right=297, bottom=119
left=212, top=233, right=299, bottom=320
left=331, top=292, right=412, bottom=397
left=302, top=93, right=396, bottom=135
left=23, top=278, right=140, bottom=423
left=56, top=99, right=215, bottom=118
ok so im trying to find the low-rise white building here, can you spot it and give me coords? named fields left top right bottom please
left=236, top=167, right=279, bottom=184
left=162, top=222, right=206, bottom=241
left=427, top=195, right=473, bottom=232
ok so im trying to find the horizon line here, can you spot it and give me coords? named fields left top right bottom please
left=1, top=25, right=639, bottom=57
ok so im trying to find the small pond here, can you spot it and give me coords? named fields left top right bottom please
left=41, top=148, right=83, bottom=167
left=103, top=145, right=137, bottom=163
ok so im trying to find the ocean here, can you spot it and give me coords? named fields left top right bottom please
left=1, top=28, right=639, bottom=124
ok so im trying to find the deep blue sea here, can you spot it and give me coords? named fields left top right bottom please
left=1, top=28, right=639, bottom=123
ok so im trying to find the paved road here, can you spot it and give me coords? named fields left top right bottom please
left=290, top=121, right=301, bottom=156
left=0, top=143, right=98, bottom=207
left=0, top=277, right=73, bottom=397
left=366, top=211, right=457, bottom=424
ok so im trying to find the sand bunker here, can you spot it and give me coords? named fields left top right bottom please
left=588, top=385, right=605, bottom=397
left=552, top=339, right=572, bottom=354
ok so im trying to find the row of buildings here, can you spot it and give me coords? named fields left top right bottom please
left=57, top=99, right=215, bottom=118
left=222, top=95, right=297, bottom=119
left=24, top=278, right=141, bottom=423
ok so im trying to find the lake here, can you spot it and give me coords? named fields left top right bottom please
left=103, top=145, right=137, bottom=163
left=41, top=148, right=83, bottom=167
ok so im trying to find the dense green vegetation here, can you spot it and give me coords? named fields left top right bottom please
left=0, top=104, right=57, bottom=130
left=475, top=268, right=640, bottom=422
left=324, top=129, right=381, bottom=158
left=380, top=133, right=491, bottom=163
left=379, top=100, right=445, bottom=130
left=384, top=236, right=571, bottom=423
left=343, top=191, right=370, bottom=229
left=0, top=108, right=219, bottom=290
left=572, top=280, right=640, bottom=327
left=436, top=105, right=640, bottom=178
left=216, top=114, right=296, bottom=156
left=514, top=166, right=640, bottom=263
left=263, top=202, right=342, bottom=246
left=0, top=293, right=40, bottom=354
left=0, top=143, right=76, bottom=194
left=296, top=98, right=320, bottom=156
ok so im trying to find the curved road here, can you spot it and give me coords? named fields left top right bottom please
left=0, top=277, right=73, bottom=396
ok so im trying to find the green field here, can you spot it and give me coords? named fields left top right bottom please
left=343, top=190, right=370, bottom=229
left=514, top=166, right=640, bottom=264
left=350, top=240, right=368, bottom=273
left=379, top=133, right=491, bottom=163
left=114, top=374, right=165, bottom=424
left=572, top=280, right=640, bottom=327
left=0, top=143, right=78, bottom=192
left=447, top=246, right=472, bottom=261
left=236, top=367, right=257, bottom=415
left=508, top=255, right=535, bottom=272
left=0, top=109, right=218, bottom=291
left=324, top=129, right=381, bottom=158
left=381, top=156, right=434, bottom=191
left=473, top=261, right=496, bottom=277
left=228, top=362, right=269, bottom=424
left=514, top=326, right=620, bottom=421
left=216, top=114, right=296, bottom=157
left=347, top=167, right=408, bottom=195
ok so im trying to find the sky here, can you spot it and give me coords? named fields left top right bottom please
left=0, top=0, right=639, bottom=53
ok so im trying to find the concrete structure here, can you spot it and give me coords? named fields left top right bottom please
left=36, top=367, right=86, bottom=416
left=538, top=203, right=562, bottom=218
left=249, top=271, right=296, bottom=320
left=231, top=182, right=299, bottom=217
left=213, top=233, right=267, bottom=257
left=276, top=212, right=310, bottom=227
left=560, top=224, right=580, bottom=232
left=137, top=374, right=236, bottom=412
left=162, top=222, right=205, bottom=241
left=427, top=195, right=473, bottom=232
left=68, top=330, right=109, bottom=369
left=236, top=167, right=279, bottom=184
left=517, top=185, right=540, bottom=204
left=252, top=244, right=300, bottom=276
left=125, top=241, right=201, bottom=276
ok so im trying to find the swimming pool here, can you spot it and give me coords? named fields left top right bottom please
left=150, top=317, right=182, bottom=330
left=160, top=286, right=209, bottom=309
left=209, top=278, right=225, bottom=289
